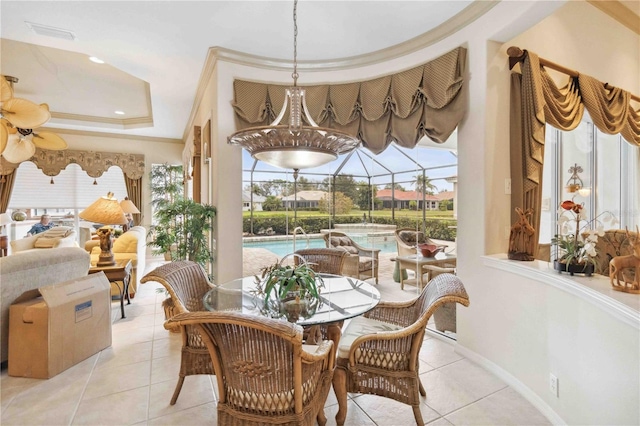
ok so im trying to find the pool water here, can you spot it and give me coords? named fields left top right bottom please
left=243, top=235, right=398, bottom=258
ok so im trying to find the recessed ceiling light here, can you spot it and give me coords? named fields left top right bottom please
left=114, top=111, right=125, bottom=115
left=89, top=56, right=104, bottom=64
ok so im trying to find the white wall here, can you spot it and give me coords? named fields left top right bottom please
left=458, top=2, right=640, bottom=424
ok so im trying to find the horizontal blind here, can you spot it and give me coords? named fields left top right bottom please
left=9, top=162, right=128, bottom=209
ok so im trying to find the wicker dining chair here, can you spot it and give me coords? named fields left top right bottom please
left=293, top=248, right=347, bottom=275
left=332, top=273, right=470, bottom=425
left=294, top=248, right=348, bottom=344
left=140, top=261, right=215, bottom=405
left=165, top=310, right=336, bottom=426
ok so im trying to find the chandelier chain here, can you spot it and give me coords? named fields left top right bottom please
left=292, top=0, right=298, bottom=85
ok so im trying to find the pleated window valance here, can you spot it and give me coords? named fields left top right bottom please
left=510, top=48, right=640, bottom=256
left=0, top=148, right=145, bottom=179
left=232, top=46, right=467, bottom=154
left=0, top=148, right=145, bottom=220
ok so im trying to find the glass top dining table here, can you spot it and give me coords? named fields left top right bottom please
left=203, top=274, right=381, bottom=329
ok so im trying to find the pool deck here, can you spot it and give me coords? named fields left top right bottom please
left=243, top=238, right=455, bottom=303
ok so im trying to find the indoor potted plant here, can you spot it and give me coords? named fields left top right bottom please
left=253, top=254, right=324, bottom=322
left=551, top=200, right=617, bottom=276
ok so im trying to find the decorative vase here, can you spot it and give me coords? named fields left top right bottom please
left=553, top=260, right=594, bottom=277
left=12, top=211, right=27, bottom=221
left=277, top=291, right=318, bottom=322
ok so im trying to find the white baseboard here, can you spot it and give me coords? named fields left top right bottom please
left=454, top=344, right=566, bottom=426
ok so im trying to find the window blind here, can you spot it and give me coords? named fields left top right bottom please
left=8, top=162, right=128, bottom=209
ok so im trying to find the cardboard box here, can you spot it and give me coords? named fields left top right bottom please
left=8, top=273, right=112, bottom=379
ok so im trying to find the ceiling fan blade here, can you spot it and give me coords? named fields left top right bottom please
left=2, top=134, right=36, bottom=164
left=1, top=98, right=51, bottom=129
left=1, top=77, right=13, bottom=103
left=0, top=121, right=7, bottom=154
left=33, top=131, right=67, bottom=150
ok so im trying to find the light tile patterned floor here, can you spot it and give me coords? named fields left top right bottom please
left=1, top=254, right=551, bottom=425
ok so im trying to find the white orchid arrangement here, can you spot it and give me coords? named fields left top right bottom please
left=551, top=200, right=618, bottom=266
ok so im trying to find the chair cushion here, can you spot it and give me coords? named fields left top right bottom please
left=399, top=230, right=425, bottom=244
left=113, top=231, right=138, bottom=253
left=358, top=257, right=375, bottom=271
left=336, top=245, right=358, bottom=255
left=338, top=316, right=402, bottom=359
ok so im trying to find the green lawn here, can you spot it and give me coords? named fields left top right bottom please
left=242, top=209, right=453, bottom=219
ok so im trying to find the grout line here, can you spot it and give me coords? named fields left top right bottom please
left=67, top=353, right=100, bottom=426
left=437, top=386, right=509, bottom=424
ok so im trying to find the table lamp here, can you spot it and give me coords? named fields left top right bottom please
left=79, top=192, right=128, bottom=266
left=119, top=197, right=140, bottom=232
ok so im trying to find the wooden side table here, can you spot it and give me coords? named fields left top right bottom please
left=89, top=259, right=132, bottom=319
left=0, top=235, right=7, bottom=257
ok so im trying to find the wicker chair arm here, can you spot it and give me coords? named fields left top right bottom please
left=165, top=311, right=303, bottom=340
left=347, top=327, right=419, bottom=366
left=356, top=247, right=380, bottom=258
left=364, top=299, right=419, bottom=326
left=301, top=340, right=335, bottom=370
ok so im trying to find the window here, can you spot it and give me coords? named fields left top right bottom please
left=9, top=162, right=128, bottom=215
left=541, top=117, right=640, bottom=247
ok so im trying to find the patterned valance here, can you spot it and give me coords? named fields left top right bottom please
left=232, top=47, right=467, bottom=154
left=0, top=148, right=145, bottom=180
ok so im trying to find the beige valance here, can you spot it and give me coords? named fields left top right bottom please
left=0, top=148, right=145, bottom=180
left=510, top=48, right=640, bottom=256
left=232, top=47, right=467, bottom=154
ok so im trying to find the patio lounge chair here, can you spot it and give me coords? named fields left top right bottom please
left=323, top=231, right=380, bottom=284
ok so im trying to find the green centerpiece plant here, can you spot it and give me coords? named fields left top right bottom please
left=254, top=254, right=324, bottom=321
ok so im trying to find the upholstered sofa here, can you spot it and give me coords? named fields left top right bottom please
left=10, top=226, right=77, bottom=253
left=87, top=226, right=146, bottom=297
left=0, top=247, right=90, bottom=363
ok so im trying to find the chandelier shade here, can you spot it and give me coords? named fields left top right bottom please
left=227, top=0, right=360, bottom=170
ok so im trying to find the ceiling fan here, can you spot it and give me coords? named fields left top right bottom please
left=0, top=75, right=67, bottom=164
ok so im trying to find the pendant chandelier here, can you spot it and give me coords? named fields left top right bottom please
left=228, top=0, right=360, bottom=170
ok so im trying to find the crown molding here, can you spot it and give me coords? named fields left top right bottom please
left=182, top=0, right=498, bottom=141
left=49, top=81, right=154, bottom=129
left=212, top=1, right=496, bottom=71
left=587, top=0, right=640, bottom=35
left=42, top=126, right=182, bottom=144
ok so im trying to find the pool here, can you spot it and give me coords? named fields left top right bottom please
left=243, top=235, right=398, bottom=258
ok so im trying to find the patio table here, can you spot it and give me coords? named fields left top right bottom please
left=394, top=253, right=457, bottom=290
left=203, top=274, right=380, bottom=346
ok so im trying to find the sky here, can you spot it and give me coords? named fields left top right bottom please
left=242, top=143, right=458, bottom=193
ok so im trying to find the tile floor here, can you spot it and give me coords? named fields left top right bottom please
left=1, top=255, right=551, bottom=425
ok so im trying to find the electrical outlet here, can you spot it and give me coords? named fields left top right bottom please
left=505, top=178, right=512, bottom=194
left=550, top=374, right=559, bottom=397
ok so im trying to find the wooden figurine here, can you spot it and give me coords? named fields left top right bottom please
left=609, top=226, right=640, bottom=294
left=508, top=207, right=535, bottom=261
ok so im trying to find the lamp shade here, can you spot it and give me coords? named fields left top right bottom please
left=79, top=192, right=128, bottom=225
left=119, top=197, right=140, bottom=214
left=0, top=212, right=12, bottom=226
